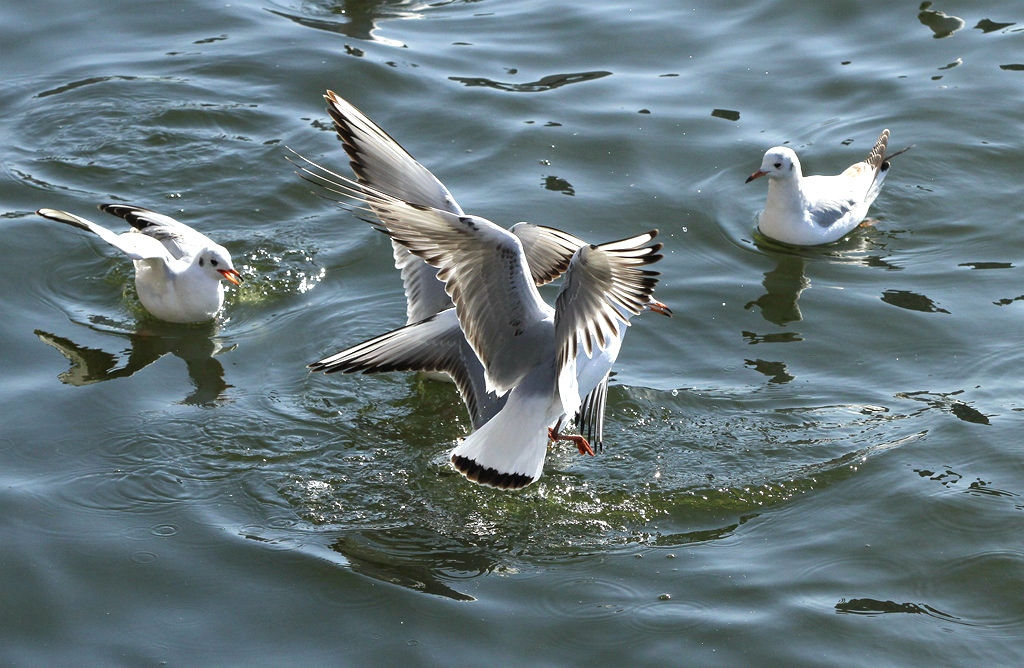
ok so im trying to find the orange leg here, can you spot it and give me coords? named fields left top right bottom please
left=548, top=417, right=595, bottom=456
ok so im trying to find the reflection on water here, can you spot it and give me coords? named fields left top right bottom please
left=329, top=525, right=495, bottom=601
left=917, top=3, right=965, bottom=39
left=35, top=319, right=234, bottom=405
left=449, top=71, right=613, bottom=93
left=896, top=389, right=990, bottom=425
left=745, top=358, right=795, bottom=384
left=744, top=254, right=809, bottom=325
left=542, top=174, right=575, bottom=196
left=836, top=598, right=963, bottom=622
left=266, top=0, right=435, bottom=46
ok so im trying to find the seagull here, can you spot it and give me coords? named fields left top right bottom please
left=36, top=204, right=241, bottom=323
left=745, top=129, right=911, bottom=246
left=294, top=90, right=669, bottom=451
left=303, top=168, right=665, bottom=488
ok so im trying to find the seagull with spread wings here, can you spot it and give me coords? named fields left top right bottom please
left=296, top=91, right=669, bottom=457
left=316, top=172, right=664, bottom=488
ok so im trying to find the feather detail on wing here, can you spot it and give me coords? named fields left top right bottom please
left=324, top=90, right=463, bottom=215
left=322, top=91, right=467, bottom=322
left=864, top=128, right=889, bottom=173
left=802, top=192, right=861, bottom=230
left=286, top=163, right=559, bottom=395
left=554, top=231, right=663, bottom=374
left=510, top=222, right=587, bottom=286
left=370, top=204, right=550, bottom=396
left=285, top=147, right=455, bottom=321
left=577, top=372, right=609, bottom=451
left=98, top=203, right=208, bottom=260
left=286, top=148, right=586, bottom=294
left=309, top=309, right=506, bottom=428
left=36, top=208, right=173, bottom=262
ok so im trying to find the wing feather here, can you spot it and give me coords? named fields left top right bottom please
left=37, top=208, right=173, bottom=262
left=98, top=203, right=209, bottom=260
left=309, top=309, right=505, bottom=428
left=554, top=232, right=663, bottom=381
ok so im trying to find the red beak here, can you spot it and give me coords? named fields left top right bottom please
left=218, top=269, right=242, bottom=285
left=745, top=170, right=766, bottom=183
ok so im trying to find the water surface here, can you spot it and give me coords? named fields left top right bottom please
left=3, top=0, right=1023, bottom=664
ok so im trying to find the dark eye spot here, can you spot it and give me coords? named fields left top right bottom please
left=211, top=258, right=219, bottom=267
left=773, top=162, right=782, bottom=169
left=199, top=257, right=205, bottom=267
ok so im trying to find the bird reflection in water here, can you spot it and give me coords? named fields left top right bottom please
left=744, top=252, right=810, bottom=326
left=35, top=318, right=234, bottom=405
left=329, top=526, right=493, bottom=602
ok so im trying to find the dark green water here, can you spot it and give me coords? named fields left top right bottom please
left=3, top=0, right=1023, bottom=664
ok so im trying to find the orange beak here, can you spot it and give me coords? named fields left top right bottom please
left=745, top=170, right=766, bottom=183
left=218, top=269, right=242, bottom=285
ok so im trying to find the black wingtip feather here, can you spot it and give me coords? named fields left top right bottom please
left=451, top=455, right=534, bottom=490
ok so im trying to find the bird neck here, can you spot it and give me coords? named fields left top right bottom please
left=765, top=174, right=806, bottom=216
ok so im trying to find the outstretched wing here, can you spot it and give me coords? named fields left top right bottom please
left=309, top=308, right=506, bottom=428
left=37, top=208, right=172, bottom=262
left=324, top=90, right=464, bottom=215
left=98, top=203, right=211, bottom=260
left=553, top=232, right=663, bottom=412
left=287, top=148, right=588, bottom=293
left=510, top=222, right=587, bottom=286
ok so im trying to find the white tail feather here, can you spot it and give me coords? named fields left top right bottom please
left=450, top=391, right=556, bottom=489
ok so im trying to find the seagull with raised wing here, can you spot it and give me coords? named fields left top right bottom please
left=746, top=129, right=910, bottom=246
left=36, top=204, right=241, bottom=323
left=296, top=90, right=669, bottom=450
left=306, top=170, right=664, bottom=488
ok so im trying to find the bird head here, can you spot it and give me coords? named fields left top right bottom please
left=746, top=146, right=800, bottom=183
left=198, top=246, right=241, bottom=285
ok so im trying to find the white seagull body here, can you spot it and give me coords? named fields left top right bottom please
left=344, top=177, right=664, bottom=487
left=746, top=129, right=909, bottom=246
left=36, top=204, right=241, bottom=323
left=302, top=164, right=664, bottom=488
left=297, top=90, right=669, bottom=453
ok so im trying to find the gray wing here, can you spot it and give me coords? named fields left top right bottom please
left=288, top=148, right=589, bottom=322
left=805, top=194, right=860, bottom=229
left=295, top=92, right=588, bottom=323
left=98, top=203, right=210, bottom=260
left=325, top=90, right=460, bottom=323
left=289, top=166, right=558, bottom=396
left=308, top=308, right=505, bottom=428
left=324, top=90, right=463, bottom=215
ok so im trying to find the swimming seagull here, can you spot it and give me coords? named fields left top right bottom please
left=304, top=170, right=664, bottom=488
left=746, top=129, right=911, bottom=246
left=36, top=204, right=241, bottom=323
left=294, top=90, right=669, bottom=449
